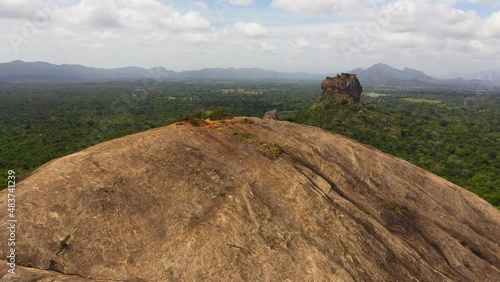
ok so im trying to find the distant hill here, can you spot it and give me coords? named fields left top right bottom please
left=450, top=69, right=500, bottom=82
left=0, top=60, right=326, bottom=82
left=0, top=60, right=175, bottom=82
left=175, top=67, right=326, bottom=80
left=0, top=60, right=497, bottom=90
left=352, top=63, right=436, bottom=87
left=1, top=117, right=499, bottom=281
left=351, top=63, right=499, bottom=89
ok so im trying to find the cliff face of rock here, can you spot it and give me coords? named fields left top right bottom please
left=262, top=109, right=279, bottom=120
left=1, top=118, right=499, bottom=281
left=320, top=74, right=363, bottom=103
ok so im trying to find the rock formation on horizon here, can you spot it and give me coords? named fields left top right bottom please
left=1, top=118, right=499, bottom=281
left=320, top=73, right=363, bottom=103
left=262, top=109, right=279, bottom=120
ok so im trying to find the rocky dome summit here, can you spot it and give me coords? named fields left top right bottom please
left=320, top=73, right=363, bottom=104
left=1, top=117, right=499, bottom=281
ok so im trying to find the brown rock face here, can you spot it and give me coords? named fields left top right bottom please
left=262, top=109, right=279, bottom=120
left=320, top=74, right=363, bottom=103
left=1, top=118, right=499, bottom=281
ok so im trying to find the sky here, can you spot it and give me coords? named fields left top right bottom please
left=0, top=0, right=499, bottom=77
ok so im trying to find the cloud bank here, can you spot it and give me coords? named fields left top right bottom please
left=0, top=0, right=498, bottom=76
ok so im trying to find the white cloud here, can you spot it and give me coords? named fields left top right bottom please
left=191, top=1, right=209, bottom=9
left=91, top=30, right=121, bottom=40
left=382, top=32, right=433, bottom=48
left=52, top=26, right=75, bottom=39
left=271, top=0, right=362, bottom=14
left=183, top=32, right=219, bottom=44
left=1, top=0, right=498, bottom=75
left=293, top=37, right=310, bottom=49
left=159, top=11, right=210, bottom=31
left=260, top=42, right=277, bottom=51
left=221, top=0, right=254, bottom=6
left=61, top=0, right=210, bottom=31
left=482, top=11, right=500, bottom=37
left=0, top=0, right=43, bottom=18
left=466, top=0, right=500, bottom=7
left=143, top=32, right=169, bottom=42
left=64, top=0, right=122, bottom=27
left=379, top=0, right=482, bottom=39
left=232, top=22, right=268, bottom=38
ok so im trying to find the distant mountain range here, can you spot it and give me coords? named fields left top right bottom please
left=0, top=60, right=498, bottom=89
left=351, top=63, right=499, bottom=88
left=0, top=60, right=325, bottom=83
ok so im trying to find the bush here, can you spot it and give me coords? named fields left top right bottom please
left=258, top=143, right=283, bottom=160
left=379, top=200, right=404, bottom=216
left=56, top=235, right=70, bottom=255
left=208, top=107, right=231, bottom=120
left=192, top=111, right=204, bottom=119
left=189, top=119, right=200, bottom=127
left=242, top=118, right=254, bottom=124
left=233, top=131, right=254, bottom=144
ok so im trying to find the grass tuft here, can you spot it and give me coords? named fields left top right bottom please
left=258, top=143, right=283, bottom=160
left=379, top=200, right=404, bottom=216
left=233, top=131, right=255, bottom=144
left=56, top=235, right=71, bottom=255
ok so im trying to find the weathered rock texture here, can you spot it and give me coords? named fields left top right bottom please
left=262, top=109, right=279, bottom=120
left=320, top=74, right=363, bottom=103
left=1, top=118, right=499, bottom=281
